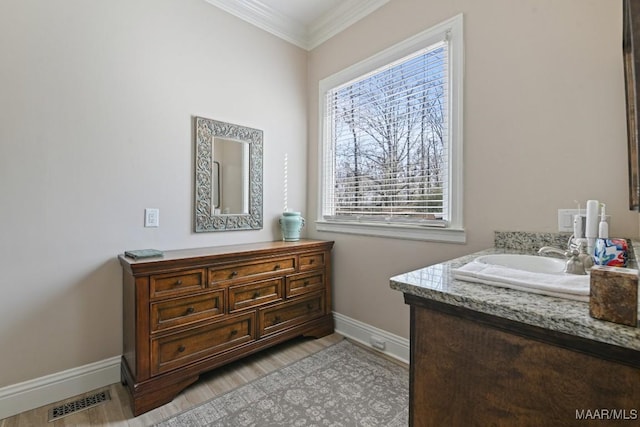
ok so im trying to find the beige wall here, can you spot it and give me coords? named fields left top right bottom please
left=307, top=0, right=639, bottom=338
left=0, top=0, right=307, bottom=387
left=1, top=0, right=638, bottom=392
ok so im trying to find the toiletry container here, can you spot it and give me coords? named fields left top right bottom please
left=593, top=204, right=628, bottom=267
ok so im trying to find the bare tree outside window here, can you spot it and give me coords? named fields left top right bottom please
left=325, top=43, right=449, bottom=224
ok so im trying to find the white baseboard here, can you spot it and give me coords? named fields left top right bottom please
left=333, top=312, right=410, bottom=364
left=0, top=356, right=121, bottom=420
left=0, top=315, right=408, bottom=420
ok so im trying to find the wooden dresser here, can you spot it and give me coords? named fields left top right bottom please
left=118, top=239, right=334, bottom=416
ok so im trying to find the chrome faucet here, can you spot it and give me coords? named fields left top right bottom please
left=571, top=238, right=594, bottom=271
left=538, top=246, right=588, bottom=275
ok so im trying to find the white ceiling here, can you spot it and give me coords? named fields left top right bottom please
left=204, top=0, right=389, bottom=50
left=258, top=0, right=345, bottom=26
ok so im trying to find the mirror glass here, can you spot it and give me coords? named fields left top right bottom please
left=194, top=117, right=263, bottom=232
left=213, top=137, right=250, bottom=214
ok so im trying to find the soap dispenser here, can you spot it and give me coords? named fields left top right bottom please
left=593, top=203, right=626, bottom=265
left=598, top=204, right=608, bottom=239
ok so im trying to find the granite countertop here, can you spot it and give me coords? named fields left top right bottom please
left=390, top=232, right=640, bottom=352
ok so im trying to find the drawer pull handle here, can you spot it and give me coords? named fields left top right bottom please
left=175, top=280, right=183, bottom=286
left=186, top=307, right=195, bottom=315
left=274, top=316, right=281, bottom=324
left=274, top=264, right=281, bottom=270
left=303, top=280, right=310, bottom=286
left=230, top=271, right=238, bottom=278
left=253, top=291, right=260, bottom=299
left=178, top=345, right=186, bottom=353
left=307, top=303, right=314, bottom=310
left=309, top=259, right=315, bottom=264
left=230, top=329, right=238, bottom=336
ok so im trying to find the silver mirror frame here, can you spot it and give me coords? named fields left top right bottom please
left=194, top=117, right=263, bottom=232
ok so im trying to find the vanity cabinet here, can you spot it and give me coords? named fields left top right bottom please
left=405, top=295, right=640, bottom=427
left=119, top=240, right=334, bottom=416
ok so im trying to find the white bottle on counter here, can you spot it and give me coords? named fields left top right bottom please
left=598, top=204, right=608, bottom=239
left=585, top=199, right=599, bottom=255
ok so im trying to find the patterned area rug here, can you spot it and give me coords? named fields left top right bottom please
left=155, top=339, right=409, bottom=426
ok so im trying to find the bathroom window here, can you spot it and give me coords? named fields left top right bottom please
left=317, top=15, right=464, bottom=242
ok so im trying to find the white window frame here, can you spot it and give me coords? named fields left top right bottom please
left=316, top=14, right=464, bottom=243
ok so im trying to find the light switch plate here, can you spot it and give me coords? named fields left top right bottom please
left=557, top=209, right=581, bottom=232
left=145, top=208, right=159, bottom=227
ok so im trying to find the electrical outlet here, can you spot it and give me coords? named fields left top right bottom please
left=145, top=208, right=159, bottom=227
left=557, top=209, right=581, bottom=232
left=370, top=335, right=386, bottom=351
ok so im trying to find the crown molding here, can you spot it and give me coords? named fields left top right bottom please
left=204, top=0, right=307, bottom=48
left=307, top=0, right=389, bottom=49
left=203, top=0, right=389, bottom=50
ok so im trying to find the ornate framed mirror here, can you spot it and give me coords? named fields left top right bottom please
left=194, top=117, right=263, bottom=232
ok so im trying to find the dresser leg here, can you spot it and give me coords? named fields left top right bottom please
left=301, top=314, right=334, bottom=339
left=129, top=375, right=200, bottom=417
left=121, top=357, right=200, bottom=416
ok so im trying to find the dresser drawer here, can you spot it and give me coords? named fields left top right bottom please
left=286, top=272, right=325, bottom=298
left=299, top=252, right=325, bottom=271
left=151, top=312, right=255, bottom=375
left=258, top=293, right=324, bottom=337
left=150, top=290, right=225, bottom=332
left=229, top=277, right=283, bottom=312
left=209, top=257, right=295, bottom=284
left=150, top=269, right=206, bottom=299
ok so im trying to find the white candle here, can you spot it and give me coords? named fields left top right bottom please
left=573, top=214, right=583, bottom=239
left=284, top=153, right=288, bottom=212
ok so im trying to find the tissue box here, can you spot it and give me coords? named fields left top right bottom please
left=594, top=238, right=628, bottom=267
left=589, top=265, right=638, bottom=327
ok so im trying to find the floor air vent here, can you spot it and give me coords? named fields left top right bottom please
left=48, top=390, right=111, bottom=422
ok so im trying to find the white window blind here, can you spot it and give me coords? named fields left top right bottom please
left=322, top=39, right=450, bottom=227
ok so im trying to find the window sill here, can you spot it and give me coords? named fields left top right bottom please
left=315, top=220, right=466, bottom=243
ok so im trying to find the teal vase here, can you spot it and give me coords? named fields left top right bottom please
left=279, top=211, right=305, bottom=241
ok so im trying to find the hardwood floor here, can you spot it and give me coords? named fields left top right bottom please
left=0, top=333, right=345, bottom=427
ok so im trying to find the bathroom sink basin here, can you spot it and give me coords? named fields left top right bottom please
left=473, top=254, right=566, bottom=274
left=454, top=253, right=590, bottom=301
